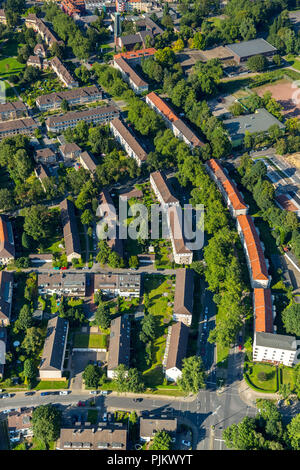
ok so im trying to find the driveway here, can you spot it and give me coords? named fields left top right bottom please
left=70, top=351, right=106, bottom=391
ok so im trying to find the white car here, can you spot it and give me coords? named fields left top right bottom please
left=89, top=390, right=98, bottom=395
left=59, top=391, right=69, bottom=395
left=103, top=412, right=107, bottom=421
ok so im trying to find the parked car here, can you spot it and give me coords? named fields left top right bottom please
left=59, top=391, right=70, bottom=395
left=89, top=390, right=98, bottom=395
left=77, top=401, right=85, bottom=407
left=24, top=392, right=35, bottom=396
left=204, top=306, right=208, bottom=314
left=182, top=440, right=191, bottom=447
left=101, top=391, right=108, bottom=396
left=41, top=392, right=50, bottom=396
left=103, top=412, right=107, bottom=421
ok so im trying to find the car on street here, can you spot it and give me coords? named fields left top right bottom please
left=40, top=392, right=50, bottom=396
left=182, top=440, right=191, bottom=447
left=103, top=412, right=107, bottom=421
left=24, top=392, right=35, bottom=396
left=77, top=401, right=85, bottom=407
left=204, top=314, right=208, bottom=322
left=238, top=344, right=242, bottom=350
left=59, top=391, right=70, bottom=395
left=89, top=390, right=98, bottom=395
left=204, top=306, right=208, bottom=314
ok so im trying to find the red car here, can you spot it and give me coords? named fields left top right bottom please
left=77, top=401, right=85, bottom=407
left=61, top=266, right=67, bottom=270
left=238, top=344, right=242, bottom=351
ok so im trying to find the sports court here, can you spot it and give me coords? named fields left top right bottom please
left=256, top=79, right=300, bottom=118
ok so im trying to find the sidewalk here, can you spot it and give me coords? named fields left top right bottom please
left=237, top=379, right=279, bottom=407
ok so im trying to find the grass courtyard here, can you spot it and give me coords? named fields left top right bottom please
left=73, top=332, right=108, bottom=349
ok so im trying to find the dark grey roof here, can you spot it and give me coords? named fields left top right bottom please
left=166, top=321, right=189, bottom=371
left=40, top=316, right=69, bottom=371
left=108, top=315, right=130, bottom=371
left=255, top=332, right=297, bottom=351
left=223, top=108, right=285, bottom=140
left=60, top=198, right=81, bottom=258
left=225, top=38, right=277, bottom=58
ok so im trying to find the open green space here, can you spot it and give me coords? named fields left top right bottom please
left=34, top=380, right=69, bottom=390
left=73, top=332, right=108, bottom=349
left=244, top=362, right=278, bottom=393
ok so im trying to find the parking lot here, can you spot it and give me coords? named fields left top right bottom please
left=71, top=351, right=106, bottom=390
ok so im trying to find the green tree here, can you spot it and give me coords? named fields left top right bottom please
left=129, top=255, right=139, bottom=269
left=287, top=414, right=300, bottom=450
left=282, top=303, right=300, bottom=336
left=150, top=430, right=172, bottom=450
left=22, top=327, right=43, bottom=355
left=178, top=356, right=206, bottom=393
left=94, top=302, right=110, bottom=329
left=32, top=405, right=61, bottom=447
left=82, top=364, right=101, bottom=388
left=23, top=359, right=36, bottom=388
left=247, top=54, right=268, bottom=72
left=14, top=304, right=33, bottom=332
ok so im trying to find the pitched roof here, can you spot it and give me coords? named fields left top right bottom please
left=0, top=272, right=13, bottom=324
left=46, top=105, right=118, bottom=127
left=114, top=56, right=147, bottom=88
left=254, top=288, right=274, bottom=333
left=150, top=170, right=179, bottom=205
left=110, top=118, right=147, bottom=163
left=36, top=85, right=102, bottom=107
left=39, top=316, right=68, bottom=371
left=80, top=151, right=97, bottom=173
left=237, top=214, right=269, bottom=282
left=207, top=159, right=248, bottom=212
left=0, top=215, right=15, bottom=260
left=173, top=268, right=194, bottom=316
left=60, top=198, right=81, bottom=258
left=165, top=321, right=189, bottom=371
left=114, top=47, right=156, bottom=61
left=255, top=331, right=296, bottom=351
left=168, top=206, right=192, bottom=255
left=107, top=315, right=130, bottom=371
left=147, top=92, right=178, bottom=122
left=58, top=425, right=127, bottom=450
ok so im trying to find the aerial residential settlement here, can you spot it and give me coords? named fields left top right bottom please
left=0, top=0, right=299, bottom=456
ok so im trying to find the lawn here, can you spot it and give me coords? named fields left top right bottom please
left=279, top=366, right=296, bottom=391
left=217, top=343, right=229, bottom=368
left=0, top=38, right=25, bottom=80
left=245, top=362, right=278, bottom=393
left=134, top=275, right=174, bottom=387
left=73, top=333, right=108, bottom=349
left=34, top=380, right=69, bottom=390
left=87, top=409, right=98, bottom=424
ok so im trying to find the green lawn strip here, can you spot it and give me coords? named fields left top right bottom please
left=34, top=380, right=68, bottom=390
left=216, top=342, right=229, bottom=368
left=73, top=333, right=107, bottom=349
left=279, top=365, right=296, bottom=391
left=244, top=362, right=278, bottom=393
left=87, top=409, right=98, bottom=424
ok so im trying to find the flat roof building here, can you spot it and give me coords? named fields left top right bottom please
left=140, top=418, right=177, bottom=442
left=223, top=108, right=285, bottom=147
left=225, top=38, right=277, bottom=64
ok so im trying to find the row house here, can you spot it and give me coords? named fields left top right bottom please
left=163, top=321, right=189, bottom=383
left=38, top=272, right=86, bottom=297
left=146, top=92, right=204, bottom=149
left=0, top=215, right=15, bottom=266
left=110, top=118, right=147, bottom=166
left=0, top=101, right=28, bottom=122
left=25, top=15, right=62, bottom=48
left=80, top=151, right=97, bottom=175
left=57, top=423, right=128, bottom=450
left=172, top=268, right=194, bottom=326
left=236, top=214, right=270, bottom=289
left=0, top=271, right=13, bottom=327
left=39, top=316, right=69, bottom=380
left=50, top=57, right=79, bottom=89
left=94, top=273, right=141, bottom=298
left=46, top=105, right=119, bottom=133
left=97, top=189, right=124, bottom=259
left=150, top=170, right=179, bottom=209
left=36, top=85, right=103, bottom=111
left=206, top=159, right=248, bottom=218
left=107, top=315, right=130, bottom=378
left=60, top=198, right=81, bottom=262
left=0, top=117, right=38, bottom=139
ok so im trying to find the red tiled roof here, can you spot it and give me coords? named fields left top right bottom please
left=114, top=48, right=157, bottom=61
left=207, top=159, right=247, bottom=212
left=237, top=214, right=269, bottom=281
left=254, top=288, right=274, bottom=333
left=146, top=92, right=178, bottom=123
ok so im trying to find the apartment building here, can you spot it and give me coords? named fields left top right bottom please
left=167, top=206, right=193, bottom=265
left=94, top=273, right=141, bottom=298
left=0, top=271, right=13, bottom=326
left=0, top=117, right=38, bottom=139
left=34, top=43, right=47, bottom=58
left=50, top=57, right=79, bottom=88
left=110, top=118, right=147, bottom=166
left=59, top=142, right=82, bottom=161
left=61, top=0, right=86, bottom=16
left=0, top=215, right=15, bottom=266
left=146, top=92, right=204, bottom=149
left=150, top=170, right=179, bottom=208
left=163, top=321, right=189, bottom=382
left=107, top=315, right=130, bottom=378
left=116, top=30, right=154, bottom=50
left=114, top=56, right=148, bottom=94
left=26, top=55, right=45, bottom=70
left=173, top=268, right=194, bottom=325
left=253, top=288, right=274, bottom=334
left=36, top=85, right=103, bottom=111
left=38, top=272, right=86, bottom=297
left=253, top=332, right=297, bottom=367
left=0, top=101, right=27, bottom=122
left=46, top=105, right=119, bottom=133
left=236, top=214, right=270, bottom=289
left=25, top=15, right=61, bottom=48
left=57, top=423, right=128, bottom=450
left=80, top=151, right=97, bottom=174
left=206, top=159, right=248, bottom=218
left=6, top=408, right=34, bottom=439
left=60, top=198, right=81, bottom=262
left=35, top=147, right=57, bottom=165
left=39, top=316, right=69, bottom=380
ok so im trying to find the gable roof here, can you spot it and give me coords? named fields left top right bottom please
left=173, top=268, right=194, bottom=316
left=150, top=170, right=179, bottom=205
left=39, top=316, right=69, bottom=371
left=0, top=215, right=15, bottom=260
left=165, top=321, right=189, bottom=371
left=254, top=288, right=274, bottom=333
